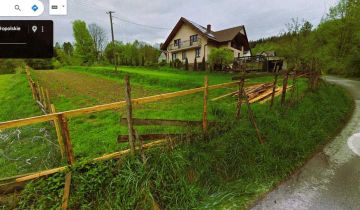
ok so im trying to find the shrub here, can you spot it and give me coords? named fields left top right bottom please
left=208, top=48, right=233, bottom=71
left=0, top=59, right=26, bottom=74
left=194, top=58, right=198, bottom=71
left=202, top=57, right=206, bottom=71
left=185, top=58, right=189, bottom=70
left=174, top=59, right=182, bottom=69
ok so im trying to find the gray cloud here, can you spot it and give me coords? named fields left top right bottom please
left=4, top=0, right=339, bottom=45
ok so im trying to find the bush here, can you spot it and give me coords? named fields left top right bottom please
left=159, top=60, right=167, bottom=67
left=185, top=58, right=189, bottom=70
left=194, top=58, right=198, bottom=71
left=26, top=59, right=54, bottom=70
left=208, top=48, right=233, bottom=71
left=202, top=57, right=206, bottom=71
left=0, top=59, right=26, bottom=74
left=174, top=59, right=182, bottom=69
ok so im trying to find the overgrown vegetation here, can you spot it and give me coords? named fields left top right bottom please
left=14, top=80, right=353, bottom=209
left=208, top=47, right=233, bottom=71
left=251, top=0, right=360, bottom=77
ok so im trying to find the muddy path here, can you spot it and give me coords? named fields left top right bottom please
left=251, top=76, right=360, bottom=210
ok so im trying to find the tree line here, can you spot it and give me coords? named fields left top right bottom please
left=0, top=20, right=161, bottom=74
left=251, top=0, right=360, bottom=77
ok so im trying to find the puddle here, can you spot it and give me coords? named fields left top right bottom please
left=348, top=133, right=360, bottom=156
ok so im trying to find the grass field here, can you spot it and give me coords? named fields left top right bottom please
left=1, top=66, right=353, bottom=209
left=0, top=66, right=273, bottom=178
left=14, top=72, right=353, bottom=210
left=0, top=74, right=62, bottom=179
left=29, top=66, right=276, bottom=160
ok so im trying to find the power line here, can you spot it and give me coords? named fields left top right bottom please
left=71, top=0, right=171, bottom=31
left=112, top=16, right=171, bottom=30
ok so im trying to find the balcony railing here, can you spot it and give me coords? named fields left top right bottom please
left=168, top=38, right=202, bottom=51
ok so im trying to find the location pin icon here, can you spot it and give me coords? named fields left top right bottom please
left=32, top=25, right=38, bottom=33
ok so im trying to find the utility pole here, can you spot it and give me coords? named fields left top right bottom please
left=107, top=11, right=118, bottom=71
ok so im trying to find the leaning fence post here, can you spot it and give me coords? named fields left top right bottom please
left=124, top=75, right=136, bottom=155
left=45, top=89, right=51, bottom=113
left=57, top=114, right=75, bottom=165
left=50, top=104, right=65, bottom=159
left=236, top=75, right=245, bottom=119
left=203, top=76, right=209, bottom=136
left=61, top=172, right=72, bottom=210
left=37, top=83, right=43, bottom=103
left=281, top=71, right=289, bottom=106
left=57, top=113, right=74, bottom=210
left=40, top=87, right=47, bottom=110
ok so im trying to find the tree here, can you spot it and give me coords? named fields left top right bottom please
left=72, top=20, right=96, bottom=65
left=88, top=23, right=107, bottom=61
left=202, top=57, right=206, bottom=71
left=208, top=48, right=233, bottom=71
left=63, top=42, right=74, bottom=56
left=194, top=58, right=198, bottom=71
left=185, top=58, right=189, bottom=70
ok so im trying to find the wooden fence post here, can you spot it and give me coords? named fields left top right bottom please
left=57, top=113, right=74, bottom=210
left=25, top=68, right=36, bottom=100
left=40, top=87, right=47, bottom=110
left=203, top=76, right=209, bottom=136
left=45, top=89, right=51, bottom=113
left=281, top=71, right=289, bottom=106
left=270, top=66, right=279, bottom=108
left=37, top=84, right=43, bottom=104
left=57, top=114, right=75, bottom=165
left=61, top=172, right=72, bottom=210
left=124, top=75, right=136, bottom=155
left=50, top=104, right=65, bottom=159
left=243, top=89, right=264, bottom=144
left=236, top=76, right=245, bottom=119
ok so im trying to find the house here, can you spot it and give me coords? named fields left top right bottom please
left=256, top=51, right=277, bottom=57
left=160, top=17, right=251, bottom=68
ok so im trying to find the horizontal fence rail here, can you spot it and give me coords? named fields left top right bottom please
left=0, top=81, right=240, bottom=130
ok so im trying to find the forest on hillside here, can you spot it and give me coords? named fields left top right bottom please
left=251, top=0, right=360, bottom=77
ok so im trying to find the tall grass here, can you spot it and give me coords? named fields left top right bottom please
left=16, top=81, right=353, bottom=209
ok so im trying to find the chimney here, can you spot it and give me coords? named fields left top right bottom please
left=207, top=24, right=211, bottom=33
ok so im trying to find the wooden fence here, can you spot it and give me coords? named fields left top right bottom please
left=0, top=68, right=315, bottom=209
left=0, top=72, right=245, bottom=196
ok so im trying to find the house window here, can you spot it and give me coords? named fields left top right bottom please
left=174, top=39, right=181, bottom=48
left=195, top=48, right=201, bottom=58
left=172, top=53, right=177, bottom=61
left=190, top=35, right=198, bottom=45
left=182, top=51, right=187, bottom=60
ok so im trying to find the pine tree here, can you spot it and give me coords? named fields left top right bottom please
left=194, top=58, right=198, bottom=71
left=202, top=57, right=206, bottom=71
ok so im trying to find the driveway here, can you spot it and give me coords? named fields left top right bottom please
left=251, top=76, right=360, bottom=210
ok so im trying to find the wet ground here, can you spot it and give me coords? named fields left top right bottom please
left=251, top=76, right=360, bottom=210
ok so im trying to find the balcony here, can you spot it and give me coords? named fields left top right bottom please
left=168, top=38, right=202, bottom=51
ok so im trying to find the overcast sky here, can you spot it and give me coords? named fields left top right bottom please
left=14, top=0, right=340, bottom=45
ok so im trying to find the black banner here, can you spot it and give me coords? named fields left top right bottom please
left=0, top=20, right=53, bottom=58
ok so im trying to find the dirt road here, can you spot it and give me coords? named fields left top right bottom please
left=251, top=76, right=360, bottom=210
